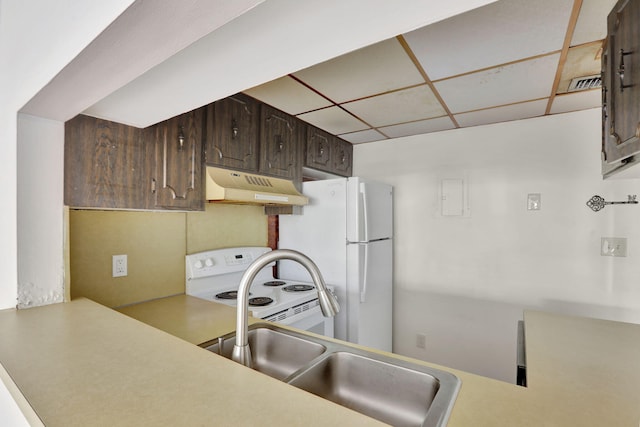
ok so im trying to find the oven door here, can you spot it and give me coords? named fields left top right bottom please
left=264, top=304, right=334, bottom=338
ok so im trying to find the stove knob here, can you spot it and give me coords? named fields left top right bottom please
left=194, top=260, right=204, bottom=269
left=205, top=258, right=214, bottom=267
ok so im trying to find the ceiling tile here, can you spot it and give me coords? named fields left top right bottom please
left=342, top=85, right=446, bottom=127
left=243, top=76, right=331, bottom=115
left=339, top=129, right=387, bottom=144
left=435, top=53, right=560, bottom=113
left=557, top=42, right=602, bottom=93
left=403, top=0, right=573, bottom=80
left=379, top=116, right=456, bottom=138
left=292, top=38, right=425, bottom=103
left=297, top=106, right=369, bottom=135
left=571, top=0, right=618, bottom=46
left=454, top=99, right=548, bottom=127
left=549, top=90, right=601, bottom=114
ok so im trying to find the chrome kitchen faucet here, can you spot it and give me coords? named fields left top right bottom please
left=231, top=249, right=339, bottom=367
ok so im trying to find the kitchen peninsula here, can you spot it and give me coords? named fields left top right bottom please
left=1, top=297, right=640, bottom=426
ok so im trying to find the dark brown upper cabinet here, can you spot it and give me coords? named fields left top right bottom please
left=602, top=0, right=640, bottom=167
left=305, top=125, right=353, bottom=177
left=64, top=115, right=151, bottom=210
left=148, top=107, right=204, bottom=211
left=205, top=93, right=260, bottom=172
left=259, top=103, right=303, bottom=181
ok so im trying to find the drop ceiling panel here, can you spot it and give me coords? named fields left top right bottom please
left=549, top=90, right=601, bottom=114
left=342, top=85, right=446, bottom=127
left=297, top=106, right=369, bottom=135
left=244, top=76, right=331, bottom=115
left=435, top=53, right=560, bottom=113
left=571, top=0, right=618, bottom=46
left=339, top=129, right=387, bottom=144
left=379, top=116, right=456, bottom=138
left=403, top=0, right=573, bottom=80
left=454, top=99, right=548, bottom=127
left=292, top=38, right=425, bottom=103
left=557, top=42, right=602, bottom=93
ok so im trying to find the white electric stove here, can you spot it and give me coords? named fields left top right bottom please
left=185, top=247, right=334, bottom=337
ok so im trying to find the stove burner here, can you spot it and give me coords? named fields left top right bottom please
left=249, top=296, right=273, bottom=306
left=263, top=280, right=286, bottom=287
left=215, top=291, right=252, bottom=300
left=283, top=284, right=314, bottom=292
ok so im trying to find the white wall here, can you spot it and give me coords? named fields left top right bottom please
left=17, top=114, right=65, bottom=307
left=354, top=109, right=640, bottom=382
left=0, top=0, right=135, bottom=309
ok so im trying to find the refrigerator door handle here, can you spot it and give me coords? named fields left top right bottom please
left=360, top=243, right=369, bottom=303
left=360, top=183, right=369, bottom=242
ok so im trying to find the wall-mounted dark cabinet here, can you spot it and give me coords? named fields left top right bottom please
left=65, top=94, right=353, bottom=210
left=148, top=108, right=204, bottom=210
left=205, top=93, right=260, bottom=172
left=64, top=115, right=152, bottom=210
left=305, top=125, right=353, bottom=177
left=259, top=104, right=303, bottom=181
left=65, top=109, right=204, bottom=211
left=602, top=0, right=640, bottom=171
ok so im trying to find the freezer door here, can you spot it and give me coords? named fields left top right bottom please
left=346, top=239, right=392, bottom=352
left=347, top=178, right=393, bottom=243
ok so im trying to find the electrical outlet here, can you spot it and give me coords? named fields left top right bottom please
left=112, top=254, right=128, bottom=277
left=416, top=333, right=426, bottom=349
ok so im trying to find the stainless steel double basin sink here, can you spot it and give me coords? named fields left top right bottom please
left=200, top=323, right=460, bottom=427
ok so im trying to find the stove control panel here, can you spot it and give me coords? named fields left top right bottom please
left=186, top=247, right=273, bottom=280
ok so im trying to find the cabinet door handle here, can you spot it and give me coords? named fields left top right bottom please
left=231, top=119, right=239, bottom=139
left=275, top=135, right=284, bottom=152
left=618, top=49, right=633, bottom=92
left=177, top=126, right=185, bottom=151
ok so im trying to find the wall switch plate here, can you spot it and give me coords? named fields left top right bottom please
left=416, top=333, right=426, bottom=349
left=601, top=237, right=627, bottom=257
left=527, top=193, right=541, bottom=211
left=112, top=254, right=128, bottom=277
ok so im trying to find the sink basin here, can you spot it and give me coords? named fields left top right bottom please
left=201, top=324, right=460, bottom=427
left=288, top=351, right=459, bottom=427
left=202, top=325, right=326, bottom=380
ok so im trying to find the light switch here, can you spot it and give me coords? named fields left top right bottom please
left=527, top=193, right=541, bottom=211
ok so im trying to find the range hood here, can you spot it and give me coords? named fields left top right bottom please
left=205, top=167, right=308, bottom=206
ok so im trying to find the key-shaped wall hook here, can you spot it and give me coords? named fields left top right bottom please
left=586, top=194, right=638, bottom=212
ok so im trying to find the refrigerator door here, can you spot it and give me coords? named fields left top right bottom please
left=346, top=238, right=392, bottom=352
left=347, top=178, right=393, bottom=243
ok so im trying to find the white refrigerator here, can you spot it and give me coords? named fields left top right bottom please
left=278, top=177, right=393, bottom=352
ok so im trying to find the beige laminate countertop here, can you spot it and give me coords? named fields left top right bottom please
left=1, top=295, right=640, bottom=426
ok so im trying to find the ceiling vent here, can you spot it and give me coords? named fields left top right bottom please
left=568, top=74, right=602, bottom=92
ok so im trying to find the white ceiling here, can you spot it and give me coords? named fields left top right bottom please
left=50, top=0, right=494, bottom=127
left=244, top=0, right=615, bottom=144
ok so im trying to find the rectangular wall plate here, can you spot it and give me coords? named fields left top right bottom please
left=527, top=193, right=541, bottom=211
left=112, top=254, right=128, bottom=277
left=601, top=237, right=627, bottom=257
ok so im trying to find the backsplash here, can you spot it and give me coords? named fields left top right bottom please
left=69, top=203, right=267, bottom=307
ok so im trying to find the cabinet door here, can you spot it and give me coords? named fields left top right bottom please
left=206, top=93, right=259, bottom=171
left=306, top=126, right=333, bottom=171
left=332, top=137, right=353, bottom=177
left=304, top=125, right=353, bottom=177
left=259, top=104, right=302, bottom=180
left=64, top=115, right=150, bottom=209
left=152, top=108, right=204, bottom=210
left=604, top=0, right=640, bottom=163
